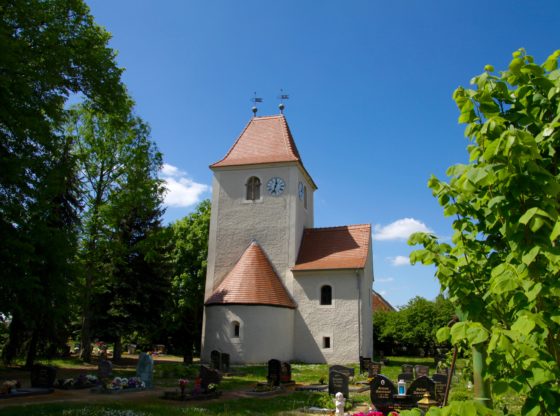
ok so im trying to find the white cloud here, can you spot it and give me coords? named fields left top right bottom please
left=378, top=290, right=387, bottom=296
left=160, top=163, right=210, bottom=208
left=376, top=277, right=395, bottom=283
left=389, top=256, right=410, bottom=266
left=373, top=218, right=432, bottom=241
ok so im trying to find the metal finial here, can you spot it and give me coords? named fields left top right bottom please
left=251, top=92, right=263, bottom=117
left=277, top=89, right=289, bottom=114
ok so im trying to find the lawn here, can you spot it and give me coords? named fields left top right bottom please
left=0, top=355, right=475, bottom=415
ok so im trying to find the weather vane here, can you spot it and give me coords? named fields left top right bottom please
left=251, top=92, right=263, bottom=117
left=277, top=89, right=289, bottom=114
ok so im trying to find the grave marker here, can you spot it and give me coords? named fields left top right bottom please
left=329, top=370, right=349, bottom=398
left=221, top=352, right=230, bottom=373
left=200, top=365, right=222, bottom=391
left=30, top=364, right=57, bottom=388
left=280, top=362, right=292, bottom=383
left=415, top=365, right=429, bottom=378
left=97, top=359, right=113, bottom=380
left=408, top=376, right=436, bottom=404
left=267, top=359, right=281, bottom=386
left=210, top=350, right=221, bottom=370
left=370, top=375, right=396, bottom=412
left=136, top=352, right=154, bottom=388
left=329, top=365, right=354, bottom=378
left=368, top=361, right=382, bottom=377
left=432, top=373, right=448, bottom=404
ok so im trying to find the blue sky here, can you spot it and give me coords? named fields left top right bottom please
left=86, top=0, right=559, bottom=308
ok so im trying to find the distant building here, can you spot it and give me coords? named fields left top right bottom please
left=371, top=290, right=396, bottom=313
left=200, top=113, right=374, bottom=364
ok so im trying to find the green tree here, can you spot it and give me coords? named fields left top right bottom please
left=410, top=49, right=560, bottom=415
left=0, top=0, right=126, bottom=364
left=164, top=200, right=211, bottom=363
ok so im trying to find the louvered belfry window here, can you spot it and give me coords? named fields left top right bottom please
left=246, top=176, right=261, bottom=201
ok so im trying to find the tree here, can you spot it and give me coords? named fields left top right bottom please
left=0, top=0, right=127, bottom=364
left=409, top=49, right=560, bottom=415
left=164, top=200, right=211, bottom=362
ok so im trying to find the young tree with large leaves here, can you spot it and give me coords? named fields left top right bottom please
left=409, top=49, right=560, bottom=415
left=0, top=0, right=127, bottom=364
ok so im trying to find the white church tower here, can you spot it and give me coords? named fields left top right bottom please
left=200, top=113, right=373, bottom=364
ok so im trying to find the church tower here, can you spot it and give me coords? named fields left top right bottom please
left=201, top=113, right=373, bottom=364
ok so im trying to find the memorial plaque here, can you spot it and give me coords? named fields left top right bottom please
left=329, top=370, right=349, bottom=398
left=368, top=361, right=382, bottom=377
left=280, top=362, right=292, bottom=383
left=415, top=365, right=429, bottom=378
left=329, top=365, right=355, bottom=378
left=210, top=350, right=221, bottom=370
left=267, top=359, right=281, bottom=386
left=432, top=373, right=448, bottom=404
left=30, top=364, right=57, bottom=388
left=408, top=376, right=436, bottom=403
left=200, top=365, right=222, bottom=391
left=221, top=353, right=230, bottom=373
left=370, top=375, right=396, bottom=411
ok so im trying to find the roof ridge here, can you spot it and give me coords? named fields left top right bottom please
left=305, top=224, right=371, bottom=232
left=211, top=118, right=254, bottom=167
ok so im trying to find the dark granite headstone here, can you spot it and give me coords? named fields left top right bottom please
left=267, top=359, right=281, bottom=386
left=415, top=365, right=429, bottom=378
left=359, top=356, right=372, bottom=374
left=401, top=364, right=414, bottom=375
left=397, top=372, right=413, bottom=382
left=221, top=353, right=230, bottom=372
left=368, top=361, right=382, bottom=377
left=370, top=375, right=396, bottom=412
left=210, top=350, right=221, bottom=370
left=329, top=365, right=355, bottom=378
left=97, top=359, right=113, bottom=379
left=30, top=364, right=57, bottom=388
left=408, top=375, right=436, bottom=403
left=432, top=373, right=448, bottom=404
left=280, top=362, right=292, bottom=383
left=200, top=365, right=221, bottom=391
left=329, top=370, right=349, bottom=398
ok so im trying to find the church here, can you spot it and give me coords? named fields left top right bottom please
left=200, top=112, right=374, bottom=364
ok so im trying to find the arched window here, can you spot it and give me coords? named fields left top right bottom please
left=246, top=176, right=261, bottom=201
left=232, top=321, right=240, bottom=338
left=320, top=285, right=332, bottom=305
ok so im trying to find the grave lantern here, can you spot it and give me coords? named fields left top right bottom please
left=417, top=392, right=439, bottom=411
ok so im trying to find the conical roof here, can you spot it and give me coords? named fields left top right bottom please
left=205, top=241, right=296, bottom=309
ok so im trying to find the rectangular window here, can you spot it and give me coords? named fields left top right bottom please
left=323, top=336, right=331, bottom=349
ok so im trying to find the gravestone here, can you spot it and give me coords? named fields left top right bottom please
left=368, top=361, right=382, bottom=378
left=370, top=375, right=396, bottom=412
left=329, top=365, right=355, bottom=378
left=329, top=370, right=349, bottom=399
left=432, top=373, right=448, bottom=404
left=221, top=352, right=230, bottom=373
left=397, top=372, right=413, bottom=382
left=30, top=364, right=57, bottom=388
left=401, top=364, right=414, bottom=375
left=136, top=352, right=154, bottom=388
left=359, top=356, right=372, bottom=374
left=200, top=365, right=222, bottom=391
left=408, top=376, right=436, bottom=404
left=267, top=359, right=281, bottom=386
left=415, top=365, right=429, bottom=378
left=97, top=359, right=113, bottom=380
left=280, top=362, right=292, bottom=383
left=210, top=350, right=221, bottom=370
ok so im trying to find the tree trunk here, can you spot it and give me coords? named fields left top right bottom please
left=24, top=329, right=39, bottom=369
left=113, top=336, right=122, bottom=362
left=2, top=314, right=24, bottom=364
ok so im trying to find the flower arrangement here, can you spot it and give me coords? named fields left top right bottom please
left=0, top=380, right=21, bottom=395
left=351, top=412, right=384, bottom=416
left=105, top=376, right=145, bottom=390
left=55, top=374, right=99, bottom=389
left=207, top=383, right=217, bottom=393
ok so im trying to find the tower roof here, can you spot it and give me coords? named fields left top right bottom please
left=211, top=115, right=316, bottom=189
left=293, top=224, right=371, bottom=271
left=205, top=241, right=296, bottom=309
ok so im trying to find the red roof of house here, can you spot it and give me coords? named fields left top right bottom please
left=211, top=115, right=317, bottom=189
left=205, top=241, right=296, bottom=309
left=372, top=290, right=396, bottom=312
left=292, top=224, right=371, bottom=271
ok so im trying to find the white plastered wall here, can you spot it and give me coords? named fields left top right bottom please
left=202, top=305, right=295, bottom=363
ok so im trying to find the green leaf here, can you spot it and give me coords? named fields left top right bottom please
left=436, top=326, right=450, bottom=343
left=466, top=324, right=489, bottom=345
left=450, top=321, right=469, bottom=343
left=522, top=246, right=540, bottom=266
left=511, top=315, right=536, bottom=334
left=550, top=220, right=560, bottom=242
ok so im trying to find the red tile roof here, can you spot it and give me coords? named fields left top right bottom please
left=205, top=241, right=296, bottom=309
left=293, top=224, right=371, bottom=271
left=211, top=115, right=301, bottom=167
left=372, top=290, right=396, bottom=312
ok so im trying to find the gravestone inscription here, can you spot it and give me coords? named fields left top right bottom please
left=408, top=376, right=436, bottom=403
left=329, top=370, right=349, bottom=398
left=30, top=364, right=57, bottom=388
left=136, top=352, right=154, bottom=388
left=370, top=375, right=396, bottom=412
left=368, top=361, right=382, bottom=377
left=267, top=359, right=281, bottom=386
left=432, top=373, right=448, bottom=404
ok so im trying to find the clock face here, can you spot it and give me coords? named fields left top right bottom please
left=298, top=182, right=304, bottom=200
left=267, top=177, right=285, bottom=196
